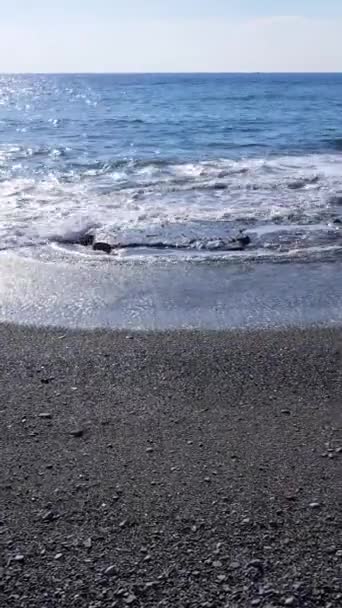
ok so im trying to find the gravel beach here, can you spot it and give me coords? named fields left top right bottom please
left=0, top=324, right=341, bottom=607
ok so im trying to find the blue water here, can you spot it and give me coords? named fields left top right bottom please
left=1, top=73, right=342, bottom=261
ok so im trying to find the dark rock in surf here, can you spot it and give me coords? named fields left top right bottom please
left=93, top=242, right=112, bottom=254
left=329, top=194, right=342, bottom=206
left=79, top=233, right=95, bottom=247
left=231, top=230, right=251, bottom=248
left=333, top=218, right=342, bottom=224
left=288, top=176, right=319, bottom=190
left=237, top=234, right=251, bottom=247
left=288, top=180, right=306, bottom=190
left=55, top=232, right=95, bottom=247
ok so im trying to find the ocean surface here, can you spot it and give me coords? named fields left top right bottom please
left=1, top=72, right=342, bottom=264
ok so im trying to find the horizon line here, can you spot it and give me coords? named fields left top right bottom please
left=1, top=70, right=342, bottom=76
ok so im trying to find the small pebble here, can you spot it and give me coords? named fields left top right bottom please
left=248, top=559, right=264, bottom=569
left=54, top=553, right=63, bottom=560
left=124, top=595, right=136, bottom=605
left=145, top=581, right=159, bottom=589
left=309, top=502, right=321, bottom=509
left=213, top=560, right=222, bottom=568
left=293, top=582, right=304, bottom=591
left=41, top=510, right=56, bottom=522
left=285, top=493, right=298, bottom=501
left=41, top=377, right=54, bottom=385
left=38, top=413, right=52, bottom=419
left=69, top=429, right=84, bottom=438
left=104, top=565, right=116, bottom=576
left=285, top=598, right=296, bottom=606
left=14, top=555, right=25, bottom=562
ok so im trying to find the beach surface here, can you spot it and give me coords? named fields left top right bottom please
left=0, top=324, right=341, bottom=607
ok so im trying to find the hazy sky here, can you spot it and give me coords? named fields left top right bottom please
left=1, top=1, right=341, bottom=72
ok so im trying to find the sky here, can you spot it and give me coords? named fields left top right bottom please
left=0, top=1, right=341, bottom=72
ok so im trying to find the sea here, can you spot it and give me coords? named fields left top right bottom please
left=1, top=73, right=342, bottom=328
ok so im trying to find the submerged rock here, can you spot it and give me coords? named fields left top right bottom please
left=92, top=242, right=112, bottom=254
left=213, top=183, right=228, bottom=190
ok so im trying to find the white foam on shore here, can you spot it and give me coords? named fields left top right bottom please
left=0, top=153, right=342, bottom=259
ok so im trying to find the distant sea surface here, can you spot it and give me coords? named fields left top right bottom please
left=1, top=72, right=342, bottom=263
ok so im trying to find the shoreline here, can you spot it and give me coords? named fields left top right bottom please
left=0, top=324, right=341, bottom=607
left=1, top=254, right=342, bottom=330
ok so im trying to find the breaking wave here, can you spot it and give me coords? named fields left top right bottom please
left=1, top=151, right=342, bottom=263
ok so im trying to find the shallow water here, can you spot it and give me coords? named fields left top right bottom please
left=1, top=255, right=342, bottom=329
left=1, top=73, right=342, bottom=263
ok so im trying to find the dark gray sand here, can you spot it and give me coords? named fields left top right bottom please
left=0, top=325, right=341, bottom=607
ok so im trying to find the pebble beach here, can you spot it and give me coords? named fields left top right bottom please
left=0, top=324, right=341, bottom=607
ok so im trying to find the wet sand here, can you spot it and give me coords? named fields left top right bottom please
left=0, top=324, right=341, bottom=607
